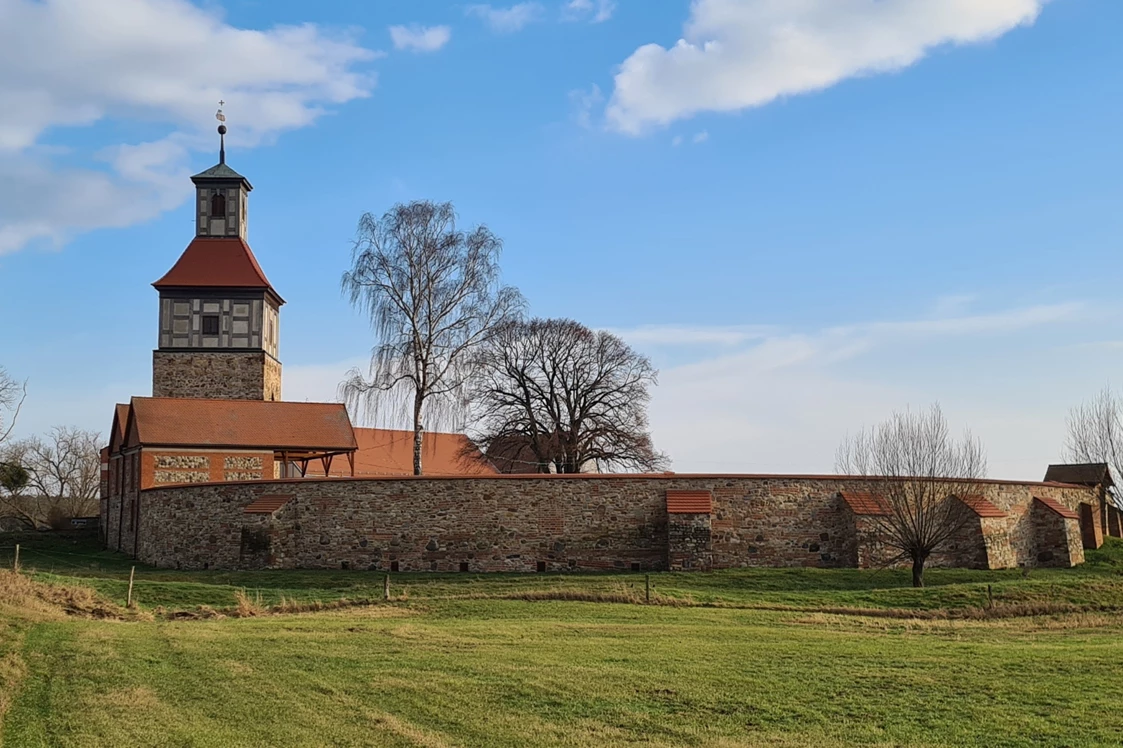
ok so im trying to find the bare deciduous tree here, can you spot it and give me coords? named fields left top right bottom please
left=468, top=318, right=668, bottom=474
left=836, top=404, right=987, bottom=588
left=0, top=366, right=26, bottom=446
left=341, top=201, right=524, bottom=475
left=1065, top=386, right=1123, bottom=508
left=0, top=426, right=102, bottom=529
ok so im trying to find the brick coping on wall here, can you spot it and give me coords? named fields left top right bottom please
left=140, top=472, right=1089, bottom=493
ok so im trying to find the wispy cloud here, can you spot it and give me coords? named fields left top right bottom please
left=389, top=24, right=452, bottom=53
left=562, top=0, right=616, bottom=23
left=568, top=84, right=604, bottom=129
left=467, top=3, right=545, bottom=33
left=606, top=0, right=1048, bottom=134
left=618, top=299, right=1099, bottom=478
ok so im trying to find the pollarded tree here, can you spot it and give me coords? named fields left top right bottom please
left=836, top=404, right=987, bottom=588
left=1064, top=386, right=1123, bottom=508
left=468, top=318, right=668, bottom=474
left=341, top=201, right=524, bottom=475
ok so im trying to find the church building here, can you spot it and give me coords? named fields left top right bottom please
left=100, top=122, right=494, bottom=556
left=99, top=119, right=1119, bottom=574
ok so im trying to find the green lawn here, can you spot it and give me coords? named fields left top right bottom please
left=2, top=532, right=1123, bottom=746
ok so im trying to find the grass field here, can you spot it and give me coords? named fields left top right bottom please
left=2, top=533, right=1123, bottom=747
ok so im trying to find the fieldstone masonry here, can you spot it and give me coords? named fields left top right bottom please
left=126, top=474, right=1098, bottom=572
left=153, top=351, right=281, bottom=401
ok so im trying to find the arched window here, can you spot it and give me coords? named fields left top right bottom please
left=210, top=192, right=227, bottom=218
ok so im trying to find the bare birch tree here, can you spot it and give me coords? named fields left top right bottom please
left=341, top=201, right=524, bottom=475
left=836, top=404, right=987, bottom=588
left=0, top=426, right=102, bottom=528
left=1065, top=386, right=1123, bottom=508
left=467, top=318, right=668, bottom=473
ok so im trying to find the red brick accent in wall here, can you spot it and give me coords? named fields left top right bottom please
left=666, top=490, right=713, bottom=514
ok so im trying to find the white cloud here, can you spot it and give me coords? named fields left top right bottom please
left=568, top=84, right=604, bottom=129
left=692, top=130, right=709, bottom=144
left=0, top=0, right=377, bottom=254
left=563, top=0, right=616, bottom=23
left=671, top=135, right=683, bottom=147
left=613, top=300, right=1099, bottom=478
left=467, top=3, right=545, bottom=33
left=606, top=0, right=1048, bottom=134
left=389, top=24, right=452, bottom=53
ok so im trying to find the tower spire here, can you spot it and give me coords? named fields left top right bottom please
left=216, top=101, right=227, bottom=164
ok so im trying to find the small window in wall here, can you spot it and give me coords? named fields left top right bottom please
left=630, top=562, right=641, bottom=572
left=201, top=315, right=220, bottom=335
left=536, top=561, right=546, bottom=573
left=390, top=560, right=400, bottom=572
left=459, top=562, right=469, bottom=572
left=210, top=192, right=226, bottom=218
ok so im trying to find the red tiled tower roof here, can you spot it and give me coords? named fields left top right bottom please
left=152, top=237, right=283, bottom=303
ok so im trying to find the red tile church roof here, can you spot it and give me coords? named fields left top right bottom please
left=152, top=237, right=283, bottom=303
left=127, top=398, right=356, bottom=453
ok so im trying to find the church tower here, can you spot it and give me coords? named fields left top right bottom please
left=151, top=111, right=283, bottom=401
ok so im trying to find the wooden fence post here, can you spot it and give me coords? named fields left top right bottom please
left=986, top=584, right=993, bottom=610
left=127, top=566, right=136, bottom=608
left=13, top=544, right=19, bottom=572
left=384, top=573, right=390, bottom=601
left=645, top=574, right=651, bottom=604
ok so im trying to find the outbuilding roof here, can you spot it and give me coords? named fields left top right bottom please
left=1043, top=463, right=1113, bottom=487
left=152, top=237, right=282, bottom=303
left=126, top=397, right=357, bottom=453
left=302, top=428, right=497, bottom=477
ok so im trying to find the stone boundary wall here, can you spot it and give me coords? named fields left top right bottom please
left=132, top=475, right=1098, bottom=572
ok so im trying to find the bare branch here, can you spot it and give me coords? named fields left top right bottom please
left=1064, top=386, right=1123, bottom=508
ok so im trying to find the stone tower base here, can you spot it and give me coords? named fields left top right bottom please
left=153, top=351, right=282, bottom=401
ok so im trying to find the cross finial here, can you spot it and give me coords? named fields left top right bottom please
left=215, top=101, right=228, bottom=164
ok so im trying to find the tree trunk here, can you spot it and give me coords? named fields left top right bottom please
left=412, top=393, right=424, bottom=476
left=911, top=555, right=925, bottom=588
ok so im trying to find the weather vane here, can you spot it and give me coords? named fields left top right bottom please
left=216, top=100, right=227, bottom=164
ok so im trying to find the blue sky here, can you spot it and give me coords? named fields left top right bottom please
left=1, top=0, right=1121, bottom=478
